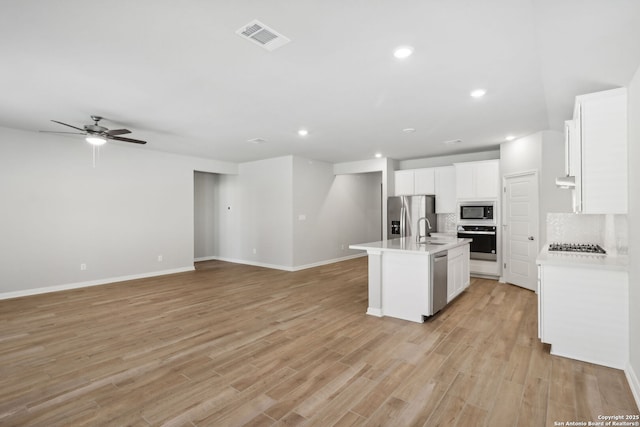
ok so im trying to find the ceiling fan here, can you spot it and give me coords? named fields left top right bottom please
left=40, top=115, right=147, bottom=145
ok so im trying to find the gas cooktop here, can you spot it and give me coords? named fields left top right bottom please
left=548, top=243, right=606, bottom=254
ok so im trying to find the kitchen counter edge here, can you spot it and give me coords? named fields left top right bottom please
left=536, top=245, right=628, bottom=271
left=349, top=237, right=471, bottom=255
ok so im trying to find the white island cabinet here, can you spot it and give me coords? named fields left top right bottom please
left=350, top=238, right=471, bottom=323
left=447, top=244, right=470, bottom=302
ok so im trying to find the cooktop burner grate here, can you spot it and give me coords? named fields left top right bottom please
left=548, top=243, right=606, bottom=254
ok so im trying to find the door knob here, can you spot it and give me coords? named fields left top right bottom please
left=528, top=236, right=535, bottom=241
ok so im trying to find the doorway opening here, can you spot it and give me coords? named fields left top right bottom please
left=194, top=171, right=220, bottom=262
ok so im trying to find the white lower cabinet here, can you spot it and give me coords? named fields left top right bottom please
left=538, top=264, right=628, bottom=369
left=447, top=245, right=470, bottom=303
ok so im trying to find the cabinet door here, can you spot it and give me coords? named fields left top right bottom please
left=447, top=255, right=460, bottom=303
left=434, top=166, right=456, bottom=213
left=455, top=161, right=499, bottom=200
left=461, top=244, right=470, bottom=289
left=394, top=170, right=414, bottom=196
left=572, top=104, right=583, bottom=212
left=454, top=163, right=475, bottom=199
left=414, top=168, right=435, bottom=195
left=474, top=160, right=499, bottom=199
left=579, top=90, right=627, bottom=214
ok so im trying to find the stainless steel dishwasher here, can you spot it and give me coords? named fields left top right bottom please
left=429, top=251, right=448, bottom=315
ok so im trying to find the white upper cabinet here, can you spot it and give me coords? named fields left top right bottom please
left=454, top=160, right=499, bottom=200
left=394, top=170, right=415, bottom=195
left=393, top=166, right=458, bottom=213
left=414, top=168, right=435, bottom=195
left=434, top=166, right=456, bottom=213
left=394, top=168, right=435, bottom=196
left=571, top=88, right=627, bottom=214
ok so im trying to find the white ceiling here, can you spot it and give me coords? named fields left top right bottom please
left=1, top=0, right=639, bottom=164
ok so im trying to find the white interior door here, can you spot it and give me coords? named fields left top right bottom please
left=503, top=172, right=538, bottom=291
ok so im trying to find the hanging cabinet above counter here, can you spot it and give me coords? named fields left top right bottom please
left=559, top=88, right=628, bottom=214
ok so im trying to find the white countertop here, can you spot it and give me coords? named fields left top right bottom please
left=536, top=244, right=628, bottom=271
left=349, top=237, right=471, bottom=255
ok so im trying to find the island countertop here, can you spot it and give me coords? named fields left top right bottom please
left=349, top=237, right=472, bottom=255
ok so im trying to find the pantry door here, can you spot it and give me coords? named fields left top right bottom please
left=503, top=171, right=538, bottom=291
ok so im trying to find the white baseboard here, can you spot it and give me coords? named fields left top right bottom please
left=194, top=253, right=367, bottom=272
left=626, top=361, right=640, bottom=410
left=367, top=307, right=383, bottom=317
left=0, top=266, right=195, bottom=301
left=194, top=256, right=218, bottom=262
left=197, top=256, right=293, bottom=271
left=290, top=253, right=367, bottom=271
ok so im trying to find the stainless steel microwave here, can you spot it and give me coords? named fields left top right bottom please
left=459, top=203, right=494, bottom=222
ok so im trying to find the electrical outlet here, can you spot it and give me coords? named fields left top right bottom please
left=157, top=255, right=163, bottom=262
left=252, top=248, right=257, bottom=254
left=80, top=263, right=87, bottom=271
left=341, top=244, right=345, bottom=250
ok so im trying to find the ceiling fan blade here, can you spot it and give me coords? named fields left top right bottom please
left=51, top=120, right=85, bottom=132
left=39, top=130, right=86, bottom=135
left=107, top=128, right=131, bottom=136
left=108, top=135, right=147, bottom=144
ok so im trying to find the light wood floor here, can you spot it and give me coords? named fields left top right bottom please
left=0, top=258, right=637, bottom=426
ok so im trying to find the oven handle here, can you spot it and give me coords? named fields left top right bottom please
left=458, top=231, right=496, bottom=235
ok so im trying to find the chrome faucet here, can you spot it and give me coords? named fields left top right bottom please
left=416, top=216, right=432, bottom=243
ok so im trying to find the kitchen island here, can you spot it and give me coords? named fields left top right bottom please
left=350, top=237, right=471, bottom=323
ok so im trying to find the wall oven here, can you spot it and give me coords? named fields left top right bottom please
left=459, top=202, right=495, bottom=223
left=457, top=225, right=497, bottom=261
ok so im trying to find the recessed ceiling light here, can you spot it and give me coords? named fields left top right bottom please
left=393, top=46, right=414, bottom=59
left=375, top=153, right=382, bottom=158
left=297, top=129, right=308, bottom=137
left=505, top=135, right=516, bottom=141
left=402, top=128, right=416, bottom=133
left=470, top=89, right=487, bottom=98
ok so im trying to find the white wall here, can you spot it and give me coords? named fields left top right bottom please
left=293, top=156, right=381, bottom=267
left=219, top=156, right=293, bottom=267
left=333, top=157, right=395, bottom=240
left=627, top=64, right=640, bottom=404
left=194, top=171, right=219, bottom=260
left=398, top=149, right=500, bottom=170
left=500, top=133, right=542, bottom=176
left=0, top=126, right=236, bottom=297
left=539, top=131, right=573, bottom=230
left=500, top=131, right=571, bottom=246
left=210, top=155, right=382, bottom=270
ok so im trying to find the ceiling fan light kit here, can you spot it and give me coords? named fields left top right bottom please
left=85, top=136, right=107, bottom=146
left=41, top=115, right=147, bottom=145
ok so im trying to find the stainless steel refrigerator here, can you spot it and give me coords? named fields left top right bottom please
left=388, top=195, right=437, bottom=239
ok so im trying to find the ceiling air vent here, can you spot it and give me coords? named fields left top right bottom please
left=236, top=20, right=291, bottom=51
left=247, top=138, right=267, bottom=144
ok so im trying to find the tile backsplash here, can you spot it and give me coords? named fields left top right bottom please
left=546, top=213, right=628, bottom=255
left=437, top=213, right=458, bottom=233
